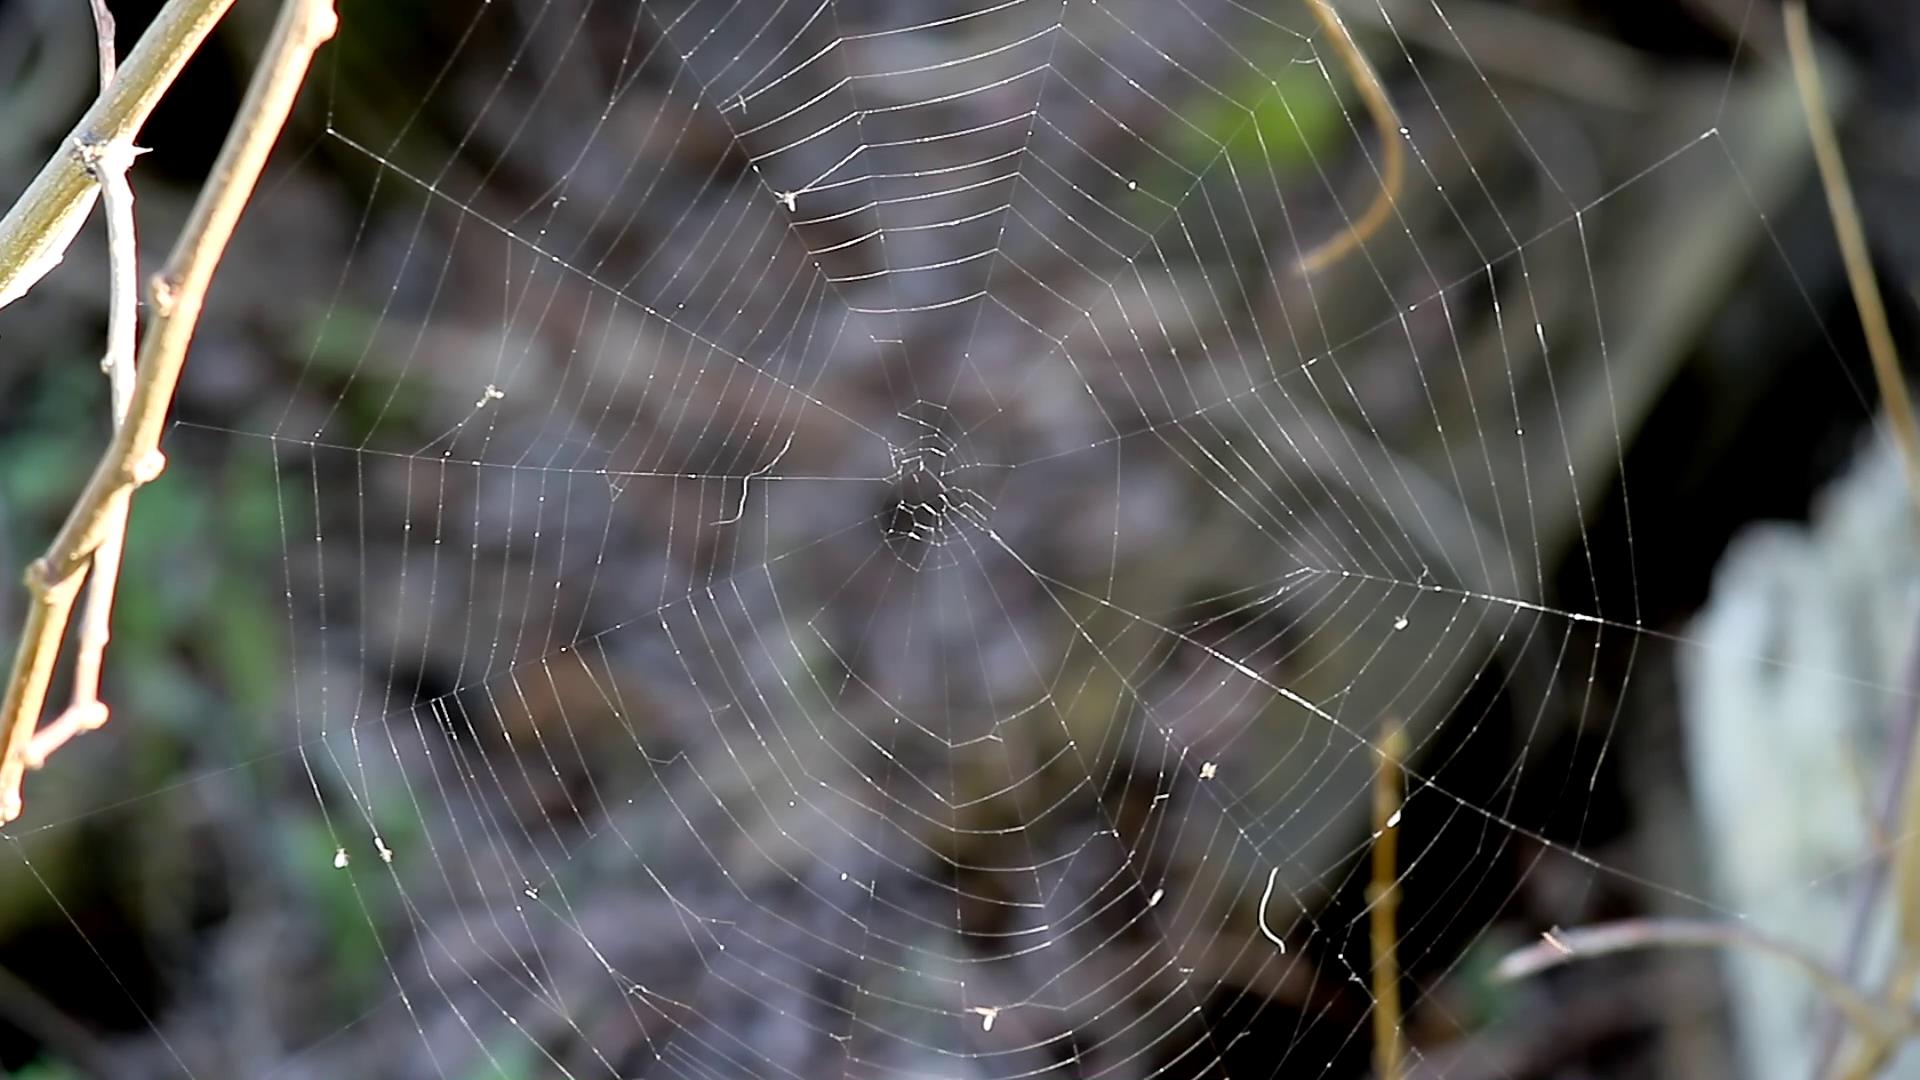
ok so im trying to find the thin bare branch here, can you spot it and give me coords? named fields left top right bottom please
left=1295, top=0, right=1406, bottom=276
left=30, top=131, right=141, bottom=768
left=1370, top=720, right=1407, bottom=1080
left=0, top=0, right=337, bottom=822
left=0, top=0, right=238, bottom=310
left=1496, top=917, right=1905, bottom=1051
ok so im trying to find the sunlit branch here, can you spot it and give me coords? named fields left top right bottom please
left=31, top=5, right=143, bottom=769
left=0, top=0, right=239, bottom=310
left=1783, top=6, right=1920, bottom=1078
left=0, top=0, right=338, bottom=822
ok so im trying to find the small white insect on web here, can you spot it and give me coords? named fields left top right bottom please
left=967, top=1006, right=1001, bottom=1032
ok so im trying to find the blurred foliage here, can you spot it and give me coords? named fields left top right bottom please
left=1181, top=58, right=1347, bottom=172
left=118, top=453, right=281, bottom=741
left=9, top=1058, right=81, bottom=1080
left=303, top=305, right=432, bottom=442
left=1130, top=35, right=1348, bottom=226
left=0, top=358, right=101, bottom=518
left=283, top=814, right=388, bottom=1004
left=316, top=0, right=469, bottom=193
left=460, top=1036, right=538, bottom=1080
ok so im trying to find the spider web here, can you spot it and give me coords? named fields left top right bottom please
left=32, top=0, right=1889, bottom=1076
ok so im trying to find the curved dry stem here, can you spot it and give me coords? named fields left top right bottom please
left=1294, top=0, right=1406, bottom=276
left=1497, top=917, right=1903, bottom=1049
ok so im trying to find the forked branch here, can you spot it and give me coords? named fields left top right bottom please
left=0, top=0, right=338, bottom=823
left=0, top=0, right=240, bottom=310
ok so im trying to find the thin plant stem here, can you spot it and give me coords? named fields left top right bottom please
left=1370, top=719, right=1407, bottom=1080
left=1295, top=0, right=1406, bottom=276
left=0, top=0, right=239, bottom=309
left=25, top=2, right=143, bottom=766
left=0, top=0, right=338, bottom=821
left=0, top=960, right=118, bottom=1079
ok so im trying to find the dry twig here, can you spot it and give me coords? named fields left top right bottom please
left=1370, top=720, right=1408, bottom=1080
left=1295, top=0, right=1406, bottom=276
left=0, top=0, right=338, bottom=822
left=1496, top=918, right=1909, bottom=1052
left=1781, top=2, right=1920, bottom=1075
left=1782, top=3, right=1920, bottom=510
left=86, top=0, right=118, bottom=91
left=19, top=0, right=143, bottom=770
left=30, top=154, right=140, bottom=767
left=0, top=0, right=239, bottom=309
